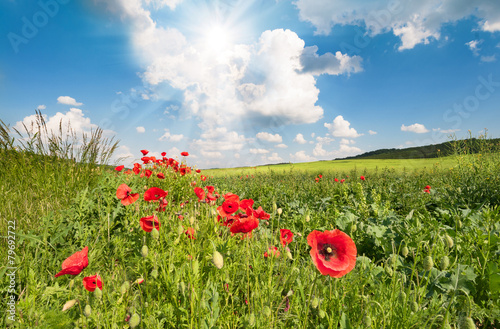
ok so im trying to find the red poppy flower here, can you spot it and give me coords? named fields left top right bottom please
left=319, top=174, right=323, bottom=178
left=157, top=172, right=165, bottom=179
left=340, top=179, right=345, bottom=184
left=253, top=206, right=270, bottom=220
left=82, top=274, right=102, bottom=292
left=144, top=187, right=168, bottom=201
left=222, top=200, right=239, bottom=215
left=334, top=178, right=339, bottom=182
left=206, top=186, right=215, bottom=194
left=181, top=151, right=189, bottom=156
left=229, top=214, right=259, bottom=234
left=425, top=185, right=431, bottom=190
left=315, top=178, right=319, bottom=183
left=116, top=184, right=139, bottom=206
left=140, top=215, right=160, bottom=232
left=161, top=152, right=167, bottom=157
left=424, top=189, right=430, bottom=194
left=360, top=176, right=365, bottom=181
left=239, top=199, right=254, bottom=211
left=307, top=229, right=357, bottom=278
left=201, top=175, right=207, bottom=181
left=264, top=246, right=280, bottom=258
left=141, top=149, right=149, bottom=156
left=196, top=169, right=201, bottom=173
left=280, top=229, right=294, bottom=246
left=145, top=169, right=152, bottom=178
left=185, top=227, right=195, bottom=239
left=194, top=187, right=205, bottom=201
left=54, top=246, right=89, bottom=277
left=155, top=198, right=169, bottom=212
left=115, top=165, right=125, bottom=172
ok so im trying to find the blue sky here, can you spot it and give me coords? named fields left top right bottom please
left=1, top=0, right=500, bottom=169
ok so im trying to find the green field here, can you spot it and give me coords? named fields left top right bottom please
left=1, top=121, right=499, bottom=328
left=204, top=157, right=457, bottom=177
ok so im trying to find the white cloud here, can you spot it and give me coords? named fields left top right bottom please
left=113, top=145, right=134, bottom=165
left=159, top=129, right=184, bottom=142
left=256, top=132, right=282, bottom=143
left=191, top=128, right=247, bottom=152
left=433, top=128, right=460, bottom=134
left=249, top=148, right=269, bottom=154
left=293, top=133, right=307, bottom=144
left=481, top=55, right=497, bottom=63
left=294, top=0, right=500, bottom=50
left=466, top=39, right=483, bottom=56
left=368, top=130, right=377, bottom=135
left=324, top=115, right=362, bottom=138
left=57, top=96, right=83, bottom=106
left=37, top=105, right=46, bottom=110
left=200, top=150, right=222, bottom=159
left=267, top=152, right=283, bottom=163
left=401, top=123, right=429, bottom=133
left=340, top=138, right=355, bottom=145
left=290, top=150, right=316, bottom=163
left=300, top=46, right=363, bottom=75
left=275, top=143, right=288, bottom=148
left=136, top=126, right=145, bottom=133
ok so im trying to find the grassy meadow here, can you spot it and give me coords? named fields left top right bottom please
left=1, top=118, right=499, bottom=328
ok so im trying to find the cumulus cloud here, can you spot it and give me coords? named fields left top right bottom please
left=57, top=96, right=83, bottom=106
left=293, top=133, right=307, bottom=144
left=256, top=132, right=282, bottom=143
left=466, top=40, right=483, bottom=56
left=368, top=130, right=377, bottom=135
left=37, top=105, right=46, bottom=110
left=324, top=115, right=362, bottom=138
left=159, top=129, right=184, bottom=142
left=300, top=46, right=362, bottom=75
left=275, top=143, right=288, bottom=148
left=267, top=152, right=283, bottom=163
left=290, top=150, right=317, bottom=163
left=401, top=123, right=429, bottom=133
left=294, top=0, right=500, bottom=50
left=136, top=126, right=145, bottom=133
left=249, top=148, right=269, bottom=154
left=200, top=150, right=222, bottom=159
left=481, top=55, right=496, bottom=63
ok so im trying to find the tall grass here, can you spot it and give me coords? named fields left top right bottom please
left=0, top=111, right=119, bottom=235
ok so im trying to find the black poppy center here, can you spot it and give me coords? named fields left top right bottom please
left=318, top=243, right=337, bottom=261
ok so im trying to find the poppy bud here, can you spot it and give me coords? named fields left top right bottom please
left=213, top=251, right=224, bottom=269
left=445, top=234, right=454, bottom=248
left=277, top=208, right=282, bottom=215
left=69, top=279, right=75, bottom=289
left=120, top=281, right=130, bottom=295
left=129, top=313, right=141, bottom=328
left=151, top=228, right=159, bottom=240
left=84, top=304, right=92, bottom=317
left=398, top=291, right=406, bottom=303
left=439, top=256, right=450, bottom=270
left=305, top=215, right=310, bottom=222
left=319, top=309, right=326, bottom=319
left=263, top=306, right=271, bottom=317
left=311, top=297, right=319, bottom=309
left=402, top=246, right=409, bottom=257
left=363, top=314, right=372, bottom=327
left=177, top=224, right=184, bottom=235
left=285, top=249, right=293, bottom=260
left=192, top=259, right=199, bottom=275
left=458, top=220, right=463, bottom=229
left=150, top=268, right=158, bottom=279
left=385, top=266, right=393, bottom=277
left=410, top=301, right=419, bottom=313
left=141, top=245, right=149, bottom=258
left=458, top=316, right=476, bottom=329
left=248, top=313, right=255, bottom=326
left=62, top=299, right=78, bottom=311
left=94, top=286, right=102, bottom=299
left=423, top=256, right=433, bottom=270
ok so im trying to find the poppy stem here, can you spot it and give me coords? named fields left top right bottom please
left=303, top=270, right=319, bottom=327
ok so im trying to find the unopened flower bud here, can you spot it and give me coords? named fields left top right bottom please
left=445, top=234, right=454, bottom=248
left=129, top=313, right=141, bottom=328
left=459, top=316, right=476, bottom=329
left=423, top=256, right=433, bottom=270
left=410, top=301, right=419, bottom=313
left=62, top=299, right=78, bottom=311
left=213, top=251, right=224, bottom=269
left=84, top=304, right=92, bottom=317
left=120, top=281, right=130, bottom=295
left=402, top=246, right=409, bottom=257
left=439, top=256, right=450, bottom=270
left=151, top=228, right=159, bottom=240
left=277, top=208, right=282, bottom=215
left=94, top=286, right=102, bottom=299
left=141, top=245, right=149, bottom=258
left=363, top=314, right=372, bottom=327
left=68, top=279, right=75, bottom=289
left=150, top=268, right=158, bottom=279
left=311, top=297, right=319, bottom=309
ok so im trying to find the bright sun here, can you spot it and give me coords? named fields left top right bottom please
left=205, top=25, right=232, bottom=51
